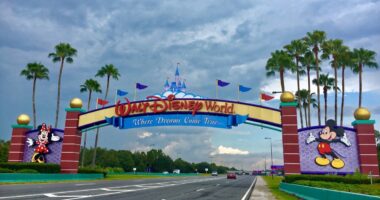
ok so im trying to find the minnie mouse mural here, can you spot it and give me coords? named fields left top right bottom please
left=306, top=119, right=351, bottom=169
left=26, top=123, right=60, bottom=163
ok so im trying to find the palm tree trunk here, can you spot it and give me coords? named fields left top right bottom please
left=340, top=65, right=345, bottom=126
left=92, top=76, right=111, bottom=167
left=333, top=60, right=338, bottom=123
left=303, top=104, right=308, bottom=126
left=314, top=47, right=321, bottom=126
left=32, top=77, right=37, bottom=129
left=280, top=68, right=285, bottom=92
left=81, top=91, right=92, bottom=167
left=324, top=88, right=327, bottom=123
left=296, top=58, right=304, bottom=128
left=54, top=58, right=64, bottom=128
left=307, top=67, right=311, bottom=127
left=359, top=64, right=362, bottom=107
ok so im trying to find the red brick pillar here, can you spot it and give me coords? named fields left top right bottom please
left=60, top=98, right=84, bottom=173
left=8, top=114, right=33, bottom=162
left=352, top=108, right=379, bottom=177
left=280, top=92, right=301, bottom=175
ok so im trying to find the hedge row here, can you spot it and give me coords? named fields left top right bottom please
left=284, top=174, right=380, bottom=184
left=0, top=162, right=60, bottom=173
left=78, top=167, right=107, bottom=176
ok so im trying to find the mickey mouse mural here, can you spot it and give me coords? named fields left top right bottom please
left=26, top=123, right=61, bottom=163
left=306, top=119, right=351, bottom=169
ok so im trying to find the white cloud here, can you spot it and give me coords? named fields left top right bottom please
left=210, top=145, right=249, bottom=156
left=137, top=131, right=153, bottom=139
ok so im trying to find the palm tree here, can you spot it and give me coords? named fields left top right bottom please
left=321, top=39, right=344, bottom=123
left=296, top=89, right=309, bottom=127
left=48, top=43, right=77, bottom=128
left=266, top=50, right=296, bottom=92
left=300, top=50, right=319, bottom=126
left=92, top=64, right=121, bottom=166
left=80, top=79, right=102, bottom=167
left=313, top=74, right=336, bottom=123
left=304, top=30, right=326, bottom=126
left=337, top=46, right=352, bottom=126
left=284, top=39, right=308, bottom=128
left=20, top=62, right=49, bottom=129
left=351, top=48, right=378, bottom=107
left=305, top=92, right=318, bottom=123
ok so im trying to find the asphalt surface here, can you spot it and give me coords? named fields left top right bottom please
left=0, top=175, right=256, bottom=200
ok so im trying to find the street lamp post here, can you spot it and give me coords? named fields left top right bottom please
left=265, top=137, right=273, bottom=179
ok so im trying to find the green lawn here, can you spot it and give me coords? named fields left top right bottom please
left=293, top=180, right=380, bottom=197
left=262, top=176, right=299, bottom=200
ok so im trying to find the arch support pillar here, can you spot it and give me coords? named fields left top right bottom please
left=8, top=124, right=32, bottom=162
left=352, top=120, right=379, bottom=177
left=280, top=92, right=301, bottom=175
left=60, top=107, right=84, bottom=173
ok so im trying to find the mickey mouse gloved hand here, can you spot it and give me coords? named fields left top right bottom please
left=340, top=133, right=351, bottom=146
left=306, top=133, right=316, bottom=144
left=26, top=138, right=34, bottom=147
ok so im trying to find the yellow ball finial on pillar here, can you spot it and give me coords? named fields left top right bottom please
left=280, top=91, right=295, bottom=102
left=354, top=107, right=371, bottom=120
left=17, top=114, right=30, bottom=125
left=70, top=98, right=83, bottom=109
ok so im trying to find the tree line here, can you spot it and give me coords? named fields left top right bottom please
left=80, top=147, right=234, bottom=173
left=266, top=30, right=378, bottom=127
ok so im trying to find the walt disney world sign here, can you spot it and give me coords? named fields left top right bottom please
left=77, top=95, right=282, bottom=131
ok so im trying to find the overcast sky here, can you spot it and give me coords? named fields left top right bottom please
left=1, top=0, right=380, bottom=170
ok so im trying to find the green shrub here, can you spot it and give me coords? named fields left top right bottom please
left=105, top=167, right=124, bottom=173
left=0, top=168, right=13, bottom=173
left=78, top=167, right=106, bottom=177
left=16, top=169, right=39, bottom=173
left=0, top=162, right=60, bottom=173
left=284, top=174, right=380, bottom=184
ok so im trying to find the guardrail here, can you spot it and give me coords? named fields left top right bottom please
left=280, top=182, right=380, bottom=200
left=0, top=173, right=104, bottom=183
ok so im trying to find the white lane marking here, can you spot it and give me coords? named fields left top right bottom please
left=0, top=177, right=225, bottom=200
left=196, top=188, right=204, bottom=192
left=241, top=177, right=257, bottom=200
left=44, top=193, right=90, bottom=198
left=75, top=183, right=95, bottom=186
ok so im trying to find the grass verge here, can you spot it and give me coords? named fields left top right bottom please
left=293, top=180, right=380, bottom=197
left=262, top=176, right=299, bottom=200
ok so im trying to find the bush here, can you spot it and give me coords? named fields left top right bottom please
left=78, top=167, right=107, bottom=177
left=0, top=162, right=60, bottom=173
left=284, top=174, right=380, bottom=184
left=16, top=169, right=39, bottom=173
left=105, top=167, right=124, bottom=173
left=0, top=168, right=13, bottom=173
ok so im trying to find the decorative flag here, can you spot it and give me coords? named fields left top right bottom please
left=117, top=89, right=128, bottom=96
left=239, top=85, right=251, bottom=92
left=260, top=93, right=274, bottom=101
left=97, top=98, right=109, bottom=106
left=217, top=80, right=230, bottom=87
left=136, top=83, right=148, bottom=90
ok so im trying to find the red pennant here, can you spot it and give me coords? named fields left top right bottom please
left=97, top=98, right=109, bottom=106
left=260, top=93, right=274, bottom=101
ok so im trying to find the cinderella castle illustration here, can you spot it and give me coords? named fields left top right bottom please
left=163, top=66, right=187, bottom=93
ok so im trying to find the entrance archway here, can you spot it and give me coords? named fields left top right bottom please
left=8, top=92, right=379, bottom=177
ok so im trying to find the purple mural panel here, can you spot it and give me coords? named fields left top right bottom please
left=23, top=129, right=64, bottom=164
left=298, top=127, right=359, bottom=174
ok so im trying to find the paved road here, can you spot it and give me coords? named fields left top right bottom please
left=0, top=175, right=256, bottom=200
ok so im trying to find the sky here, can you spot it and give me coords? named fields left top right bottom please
left=1, top=0, right=380, bottom=170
